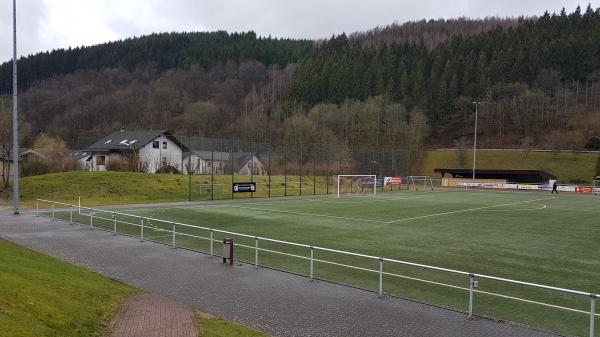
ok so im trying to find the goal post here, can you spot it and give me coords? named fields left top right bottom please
left=406, top=176, right=435, bottom=191
left=336, top=175, right=377, bottom=197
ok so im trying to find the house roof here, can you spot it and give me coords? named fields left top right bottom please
left=191, top=151, right=260, bottom=169
left=85, top=130, right=186, bottom=152
left=66, top=150, right=93, bottom=160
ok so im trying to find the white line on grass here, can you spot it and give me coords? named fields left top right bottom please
left=384, top=197, right=555, bottom=223
left=226, top=205, right=388, bottom=223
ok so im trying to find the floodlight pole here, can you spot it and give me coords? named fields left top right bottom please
left=12, top=0, right=20, bottom=214
left=472, top=102, right=480, bottom=180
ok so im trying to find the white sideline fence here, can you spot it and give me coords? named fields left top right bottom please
left=37, top=198, right=597, bottom=337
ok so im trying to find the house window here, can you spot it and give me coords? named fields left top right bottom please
left=153, top=141, right=159, bottom=149
left=162, top=157, right=167, bottom=166
left=97, top=156, right=106, bottom=165
left=207, top=161, right=212, bottom=167
left=162, top=141, right=167, bottom=149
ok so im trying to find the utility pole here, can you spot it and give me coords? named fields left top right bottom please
left=12, top=0, right=20, bottom=214
left=472, top=101, right=480, bottom=180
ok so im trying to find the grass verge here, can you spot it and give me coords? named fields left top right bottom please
left=198, top=314, right=268, bottom=337
left=0, top=239, right=138, bottom=337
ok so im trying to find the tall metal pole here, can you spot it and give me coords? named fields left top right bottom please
left=12, top=0, right=20, bottom=214
left=472, top=102, right=479, bottom=180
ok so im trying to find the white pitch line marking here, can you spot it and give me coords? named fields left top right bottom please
left=384, top=197, right=555, bottom=224
left=226, top=205, right=388, bottom=223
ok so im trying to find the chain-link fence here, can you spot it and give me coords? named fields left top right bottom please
left=173, top=136, right=411, bottom=201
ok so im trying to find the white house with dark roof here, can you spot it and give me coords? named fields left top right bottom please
left=84, top=129, right=185, bottom=173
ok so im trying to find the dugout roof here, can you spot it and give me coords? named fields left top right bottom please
left=434, top=168, right=557, bottom=183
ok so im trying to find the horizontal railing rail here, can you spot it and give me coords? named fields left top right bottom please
left=36, top=198, right=598, bottom=337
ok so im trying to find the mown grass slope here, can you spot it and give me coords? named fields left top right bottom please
left=0, top=239, right=137, bottom=337
left=420, top=149, right=599, bottom=183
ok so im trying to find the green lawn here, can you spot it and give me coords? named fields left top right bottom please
left=44, top=189, right=600, bottom=336
left=0, top=239, right=138, bottom=337
left=421, top=149, right=599, bottom=183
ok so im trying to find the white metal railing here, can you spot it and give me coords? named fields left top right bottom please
left=36, top=198, right=598, bottom=336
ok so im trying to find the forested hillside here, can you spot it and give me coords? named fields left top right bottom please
left=1, top=6, right=600, bottom=155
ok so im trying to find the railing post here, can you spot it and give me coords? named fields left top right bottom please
left=310, top=246, right=314, bottom=280
left=468, top=273, right=475, bottom=318
left=36, top=200, right=39, bottom=216
left=254, top=237, right=259, bottom=268
left=113, top=213, right=117, bottom=234
left=140, top=218, right=144, bottom=241
left=90, top=211, right=93, bottom=228
left=78, top=196, right=81, bottom=214
left=51, top=203, right=55, bottom=220
left=379, top=258, right=384, bottom=296
left=172, top=223, right=176, bottom=248
left=210, top=229, right=213, bottom=256
left=591, top=294, right=596, bottom=337
left=70, top=208, right=73, bottom=223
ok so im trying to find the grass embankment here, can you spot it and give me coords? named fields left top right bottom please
left=0, top=239, right=137, bottom=337
left=420, top=149, right=599, bottom=183
left=20, top=171, right=338, bottom=207
left=198, top=315, right=268, bottom=337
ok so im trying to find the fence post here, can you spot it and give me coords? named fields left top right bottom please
left=310, top=246, right=314, bottom=280
left=379, top=258, right=384, bottom=296
left=52, top=203, right=55, bottom=220
left=254, top=237, right=259, bottom=268
left=90, top=211, right=93, bottom=228
left=172, top=223, right=176, bottom=248
left=591, top=294, right=596, bottom=337
left=70, top=208, right=73, bottom=223
left=140, top=218, right=144, bottom=241
left=113, top=213, right=117, bottom=234
left=36, top=200, right=39, bottom=216
left=468, top=273, right=475, bottom=318
left=210, top=229, right=213, bottom=256
left=78, top=196, right=81, bottom=214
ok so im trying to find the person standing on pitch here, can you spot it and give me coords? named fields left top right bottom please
left=551, top=180, right=558, bottom=194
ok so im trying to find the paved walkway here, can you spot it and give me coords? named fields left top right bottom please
left=109, top=294, right=198, bottom=337
left=0, top=212, right=558, bottom=337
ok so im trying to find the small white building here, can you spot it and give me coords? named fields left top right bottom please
left=184, top=150, right=266, bottom=176
left=83, top=129, right=185, bottom=173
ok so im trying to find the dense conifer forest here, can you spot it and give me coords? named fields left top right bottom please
left=1, top=6, right=600, bottom=151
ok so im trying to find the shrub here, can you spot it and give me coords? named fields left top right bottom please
left=584, top=137, right=600, bottom=150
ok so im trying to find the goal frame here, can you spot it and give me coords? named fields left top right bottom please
left=406, top=176, right=435, bottom=191
left=336, top=175, right=377, bottom=198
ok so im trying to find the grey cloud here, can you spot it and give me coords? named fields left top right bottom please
left=0, top=0, right=48, bottom=63
left=1, top=0, right=599, bottom=63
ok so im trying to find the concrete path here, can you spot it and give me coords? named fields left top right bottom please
left=109, top=294, right=198, bottom=337
left=0, top=212, right=559, bottom=337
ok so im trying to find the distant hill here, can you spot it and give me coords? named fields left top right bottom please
left=0, top=31, right=313, bottom=94
left=2, top=6, right=600, bottom=159
left=350, top=17, right=522, bottom=49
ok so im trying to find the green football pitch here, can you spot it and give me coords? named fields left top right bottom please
left=43, top=189, right=600, bottom=336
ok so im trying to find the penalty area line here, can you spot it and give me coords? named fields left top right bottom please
left=384, top=197, right=556, bottom=224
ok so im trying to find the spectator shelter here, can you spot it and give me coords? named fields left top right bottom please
left=434, top=168, right=557, bottom=184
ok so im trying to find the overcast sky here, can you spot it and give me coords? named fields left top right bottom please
left=1, top=0, right=598, bottom=63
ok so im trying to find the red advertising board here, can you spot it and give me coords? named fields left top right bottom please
left=384, top=177, right=402, bottom=186
left=575, top=187, right=593, bottom=193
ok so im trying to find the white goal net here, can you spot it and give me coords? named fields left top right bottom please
left=336, top=175, right=377, bottom=197
left=407, top=176, right=435, bottom=191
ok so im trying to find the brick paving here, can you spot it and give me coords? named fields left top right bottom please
left=0, top=211, right=560, bottom=337
left=109, top=294, right=198, bottom=337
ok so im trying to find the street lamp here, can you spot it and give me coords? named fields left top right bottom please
left=472, top=102, right=480, bottom=180
left=12, top=0, right=20, bottom=214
